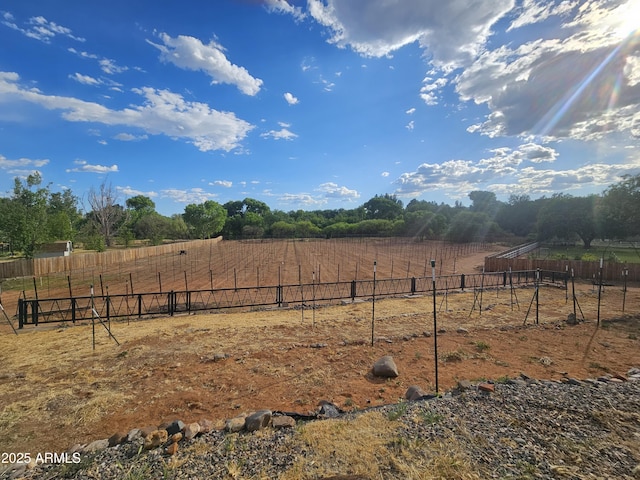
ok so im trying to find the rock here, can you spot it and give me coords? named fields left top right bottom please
left=372, top=355, right=399, bottom=378
left=126, top=428, right=142, bottom=443
left=478, top=383, right=495, bottom=393
left=162, top=420, right=185, bottom=436
left=198, top=419, right=214, bottom=433
left=170, top=432, right=183, bottom=443
left=184, top=422, right=201, bottom=441
left=423, top=331, right=432, bottom=337
left=457, top=380, right=474, bottom=391
left=139, top=426, right=157, bottom=438
left=108, top=431, right=127, bottom=447
left=272, top=415, right=296, bottom=428
left=310, top=343, right=328, bottom=348
left=405, top=385, right=428, bottom=401
left=83, top=438, right=109, bottom=453
left=165, top=442, right=179, bottom=456
left=567, top=378, right=582, bottom=386
left=245, top=410, right=272, bottom=432
left=143, top=429, right=168, bottom=450
left=456, top=327, right=469, bottom=335
left=566, top=313, right=578, bottom=325
left=318, top=400, right=343, bottom=419
left=225, top=415, right=246, bottom=433
left=437, top=328, right=447, bottom=334
left=612, top=374, right=628, bottom=382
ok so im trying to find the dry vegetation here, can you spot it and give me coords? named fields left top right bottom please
left=0, top=240, right=638, bottom=478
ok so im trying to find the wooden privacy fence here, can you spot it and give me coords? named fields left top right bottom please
left=17, top=269, right=560, bottom=328
left=0, top=237, right=222, bottom=279
left=484, top=256, right=640, bottom=282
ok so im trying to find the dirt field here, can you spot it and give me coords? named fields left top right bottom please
left=0, top=243, right=638, bottom=458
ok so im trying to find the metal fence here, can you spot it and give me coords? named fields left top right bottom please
left=16, top=269, right=565, bottom=328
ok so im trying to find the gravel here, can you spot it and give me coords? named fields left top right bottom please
left=4, top=376, right=640, bottom=480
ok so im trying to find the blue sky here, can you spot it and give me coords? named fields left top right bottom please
left=1, top=0, right=639, bottom=216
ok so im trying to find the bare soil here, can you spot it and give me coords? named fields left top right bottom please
left=0, top=245, right=638, bottom=456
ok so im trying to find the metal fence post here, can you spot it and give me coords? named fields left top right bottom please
left=351, top=280, right=356, bottom=301
left=18, top=299, right=24, bottom=329
left=411, top=277, right=416, bottom=295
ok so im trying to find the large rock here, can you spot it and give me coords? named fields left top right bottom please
left=225, top=415, right=247, bottom=433
left=245, top=410, right=272, bottom=432
left=372, top=355, right=399, bottom=378
left=405, top=385, right=428, bottom=401
left=184, top=422, right=201, bottom=441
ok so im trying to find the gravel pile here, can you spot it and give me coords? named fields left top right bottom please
left=4, top=374, right=639, bottom=479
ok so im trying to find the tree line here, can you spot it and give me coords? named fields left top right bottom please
left=1, top=173, right=639, bottom=258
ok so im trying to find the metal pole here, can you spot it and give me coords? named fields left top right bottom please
left=371, top=261, right=376, bottom=347
left=91, top=285, right=95, bottom=350
left=597, top=258, right=603, bottom=326
left=431, top=259, right=438, bottom=393
left=622, top=268, right=628, bottom=313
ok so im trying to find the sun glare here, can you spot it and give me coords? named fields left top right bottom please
left=613, top=0, right=640, bottom=39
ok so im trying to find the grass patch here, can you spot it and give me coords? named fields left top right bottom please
left=440, top=349, right=466, bottom=363
left=474, top=341, right=490, bottom=353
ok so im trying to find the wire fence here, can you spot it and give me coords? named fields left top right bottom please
left=16, top=269, right=566, bottom=328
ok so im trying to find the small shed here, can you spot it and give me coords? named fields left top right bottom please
left=35, top=241, right=73, bottom=258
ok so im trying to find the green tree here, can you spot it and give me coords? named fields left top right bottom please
left=597, top=174, right=640, bottom=239
left=2, top=173, right=50, bottom=257
left=446, top=211, right=501, bottom=243
left=537, top=194, right=598, bottom=248
left=363, top=194, right=404, bottom=220
left=183, top=201, right=227, bottom=239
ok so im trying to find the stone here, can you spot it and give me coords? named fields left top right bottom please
left=437, top=328, right=447, bottom=334
left=165, top=442, right=179, bottom=456
left=163, top=420, right=185, bottom=436
left=456, top=327, right=469, bottom=335
left=372, top=355, right=399, bottom=378
left=405, top=385, right=428, bottom=401
left=272, top=415, right=296, bottom=428
left=612, top=374, right=628, bottom=382
left=566, top=313, right=578, bottom=325
left=423, top=331, right=432, bottom=337
left=318, top=400, right=342, bottom=418
left=567, top=378, right=582, bottom=386
left=457, top=380, right=474, bottom=391
left=139, top=426, right=157, bottom=438
left=170, top=432, right=183, bottom=443
left=198, top=419, right=215, bottom=433
left=143, top=429, right=168, bottom=450
left=83, top=438, right=109, bottom=453
left=126, top=428, right=142, bottom=443
left=184, top=422, right=201, bottom=441
left=108, top=431, right=127, bottom=447
left=245, top=410, right=272, bottom=432
left=225, top=415, right=247, bottom=433
left=478, top=383, right=495, bottom=393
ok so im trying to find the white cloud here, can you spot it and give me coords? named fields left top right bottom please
left=0, top=154, right=49, bottom=175
left=99, top=58, right=128, bottom=75
left=306, top=0, right=513, bottom=70
left=117, top=186, right=158, bottom=198
left=316, top=182, right=360, bottom=201
left=264, top=0, right=306, bottom=21
left=394, top=141, right=639, bottom=198
left=405, top=108, right=416, bottom=115
left=0, top=72, right=254, bottom=152
left=457, top=0, right=640, bottom=142
left=381, top=171, right=390, bottom=177
left=160, top=188, right=218, bottom=204
left=278, top=193, right=325, bottom=206
left=148, top=33, right=263, bottom=96
left=261, top=126, right=298, bottom=140
left=114, top=133, right=148, bottom=141
left=406, top=120, right=414, bottom=131
left=69, top=73, right=101, bottom=86
left=2, top=14, right=85, bottom=43
left=210, top=180, right=233, bottom=188
left=507, top=0, right=575, bottom=31
left=66, top=159, right=118, bottom=174
left=284, top=92, right=299, bottom=105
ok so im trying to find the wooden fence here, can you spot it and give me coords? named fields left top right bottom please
left=0, top=237, right=222, bottom=280
left=484, top=256, right=640, bottom=283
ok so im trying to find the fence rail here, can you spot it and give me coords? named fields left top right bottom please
left=17, top=269, right=564, bottom=328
